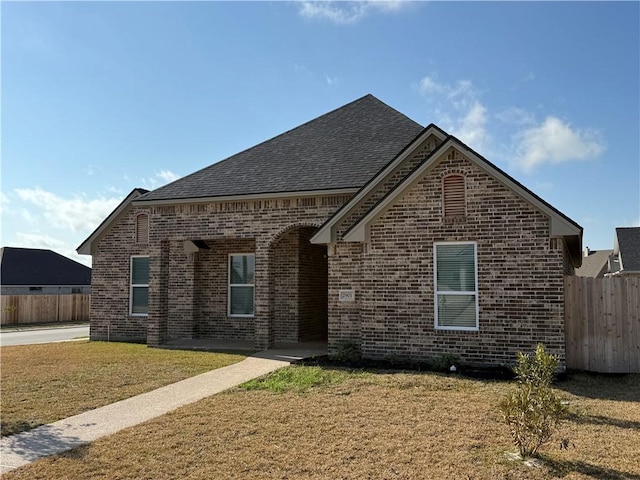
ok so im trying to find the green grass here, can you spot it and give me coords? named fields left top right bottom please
left=240, top=365, right=355, bottom=393
left=0, top=341, right=246, bottom=436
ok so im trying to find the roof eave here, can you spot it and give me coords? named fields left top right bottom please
left=131, top=188, right=359, bottom=207
left=342, top=136, right=583, bottom=265
left=310, top=125, right=447, bottom=245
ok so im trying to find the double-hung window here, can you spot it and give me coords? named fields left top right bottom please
left=130, top=256, right=149, bottom=316
left=229, top=254, right=255, bottom=316
left=434, top=242, right=478, bottom=330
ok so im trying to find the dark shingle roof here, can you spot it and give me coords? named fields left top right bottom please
left=1, top=247, right=91, bottom=285
left=138, top=94, right=424, bottom=203
left=616, top=227, right=640, bottom=272
left=575, top=249, right=612, bottom=277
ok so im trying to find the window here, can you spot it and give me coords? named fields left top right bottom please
left=229, top=254, right=255, bottom=316
left=71, top=287, right=83, bottom=294
left=130, top=256, right=149, bottom=316
left=434, top=242, right=478, bottom=330
left=443, top=174, right=466, bottom=217
left=136, top=214, right=149, bottom=244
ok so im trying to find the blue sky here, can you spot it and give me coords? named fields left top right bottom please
left=2, top=1, right=638, bottom=267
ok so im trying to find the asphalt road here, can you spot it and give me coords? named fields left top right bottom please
left=0, top=325, right=90, bottom=347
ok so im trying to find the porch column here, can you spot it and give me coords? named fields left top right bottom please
left=148, top=240, right=169, bottom=346
left=254, top=242, right=273, bottom=350
left=167, top=241, right=196, bottom=339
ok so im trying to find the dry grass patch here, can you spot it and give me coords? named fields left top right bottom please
left=4, top=368, right=640, bottom=480
left=0, top=341, right=246, bottom=436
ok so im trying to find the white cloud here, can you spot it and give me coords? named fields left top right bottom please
left=14, top=188, right=121, bottom=233
left=141, top=170, right=181, bottom=190
left=495, top=107, right=535, bottom=126
left=298, top=1, right=410, bottom=24
left=417, top=74, right=605, bottom=173
left=514, top=117, right=605, bottom=172
left=0, top=191, right=9, bottom=215
left=325, top=75, right=338, bottom=86
left=418, top=76, right=489, bottom=152
left=157, top=170, right=179, bottom=183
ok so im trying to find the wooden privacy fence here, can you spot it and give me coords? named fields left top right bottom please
left=565, top=276, right=640, bottom=373
left=1, top=294, right=90, bottom=325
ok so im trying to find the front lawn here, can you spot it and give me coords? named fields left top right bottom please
left=0, top=341, right=246, bottom=436
left=4, top=366, right=639, bottom=479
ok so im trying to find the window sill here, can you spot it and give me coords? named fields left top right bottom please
left=435, top=326, right=479, bottom=332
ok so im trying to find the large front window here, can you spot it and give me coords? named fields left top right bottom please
left=130, top=256, right=149, bottom=316
left=434, top=242, right=478, bottom=330
left=229, top=254, right=255, bottom=316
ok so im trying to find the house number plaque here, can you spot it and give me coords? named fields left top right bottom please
left=338, top=289, right=355, bottom=302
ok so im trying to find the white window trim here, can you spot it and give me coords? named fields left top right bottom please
left=433, top=241, right=479, bottom=331
left=228, top=253, right=255, bottom=318
left=130, top=255, right=149, bottom=317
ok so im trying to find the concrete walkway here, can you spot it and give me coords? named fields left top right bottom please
left=0, top=346, right=325, bottom=474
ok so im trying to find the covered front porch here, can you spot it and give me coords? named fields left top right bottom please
left=147, top=225, right=328, bottom=350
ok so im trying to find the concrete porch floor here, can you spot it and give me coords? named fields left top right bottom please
left=158, top=338, right=329, bottom=362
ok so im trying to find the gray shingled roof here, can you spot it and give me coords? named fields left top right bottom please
left=575, top=249, right=612, bottom=277
left=138, top=94, right=424, bottom=203
left=1, top=247, right=91, bottom=285
left=616, top=227, right=640, bottom=272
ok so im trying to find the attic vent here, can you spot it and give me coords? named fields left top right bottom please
left=136, top=214, right=149, bottom=244
left=443, top=174, right=466, bottom=218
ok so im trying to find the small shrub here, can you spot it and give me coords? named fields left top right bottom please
left=500, top=344, right=566, bottom=458
left=331, top=340, right=361, bottom=364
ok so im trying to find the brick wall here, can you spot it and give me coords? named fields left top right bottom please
left=90, top=196, right=345, bottom=346
left=193, top=238, right=256, bottom=340
left=336, top=135, right=441, bottom=239
left=90, top=207, right=149, bottom=342
left=91, top=149, right=573, bottom=365
left=271, top=229, right=300, bottom=342
left=329, top=149, right=571, bottom=367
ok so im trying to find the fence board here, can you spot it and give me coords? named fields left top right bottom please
left=1, top=294, right=90, bottom=325
left=565, top=276, right=640, bottom=373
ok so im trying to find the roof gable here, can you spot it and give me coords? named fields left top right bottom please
left=310, top=124, right=448, bottom=244
left=137, top=94, right=424, bottom=204
left=615, top=227, right=640, bottom=272
left=77, top=188, right=149, bottom=255
left=319, top=132, right=582, bottom=266
left=1, top=247, right=91, bottom=285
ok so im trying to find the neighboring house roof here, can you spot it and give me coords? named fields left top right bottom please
left=135, top=94, right=424, bottom=204
left=614, top=227, right=640, bottom=273
left=313, top=133, right=583, bottom=267
left=77, top=188, right=149, bottom=255
left=575, top=249, right=613, bottom=277
left=0, top=247, right=91, bottom=286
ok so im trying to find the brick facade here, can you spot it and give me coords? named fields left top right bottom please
left=327, top=149, right=570, bottom=366
left=90, top=197, right=342, bottom=347
left=89, top=145, right=574, bottom=367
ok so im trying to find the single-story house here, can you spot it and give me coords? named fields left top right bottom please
left=78, top=94, right=582, bottom=367
left=1, top=247, right=91, bottom=295
left=575, top=247, right=612, bottom=278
